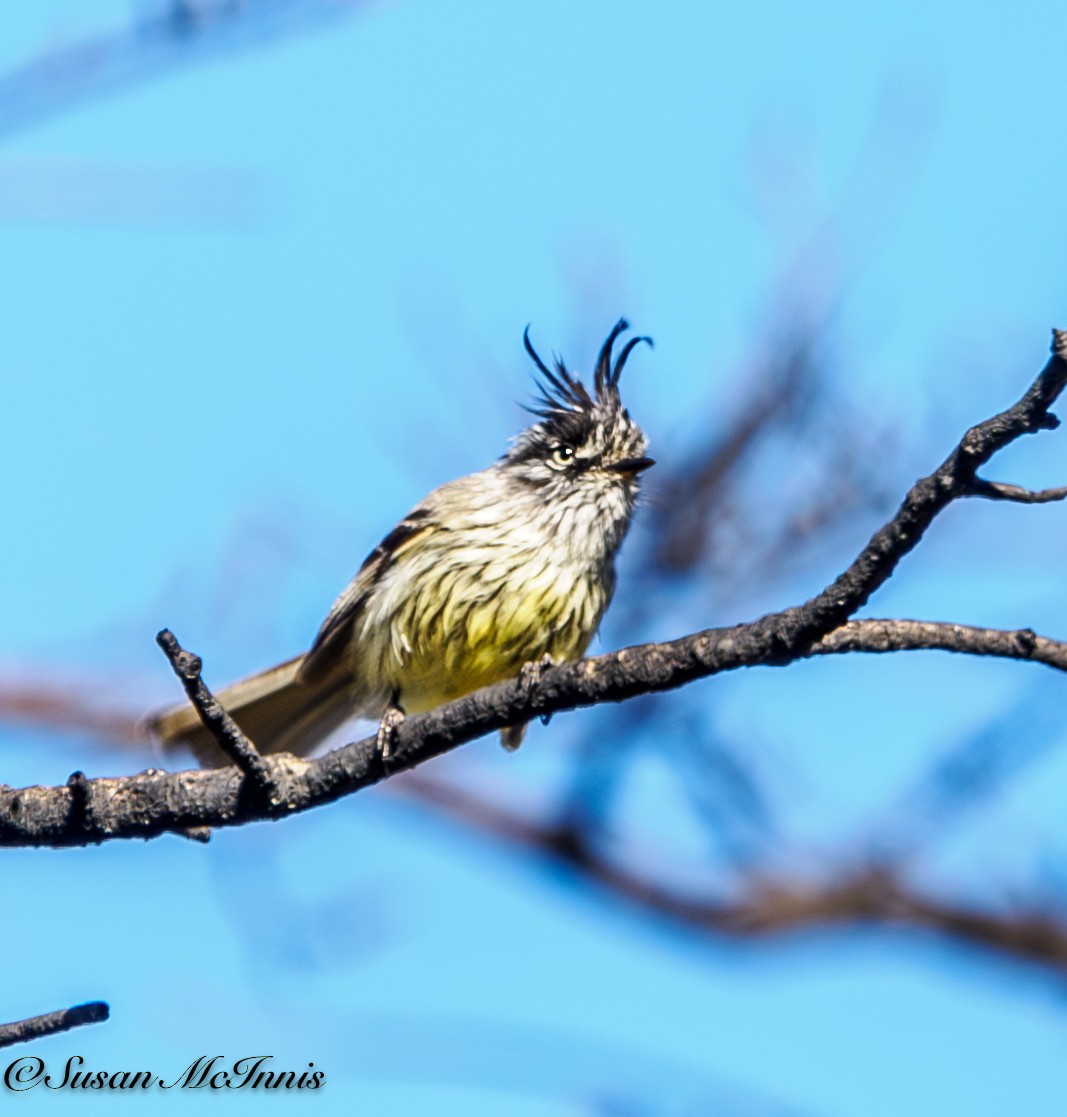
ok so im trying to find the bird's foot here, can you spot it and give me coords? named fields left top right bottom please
left=518, top=653, right=555, bottom=703
left=500, top=655, right=556, bottom=752
left=376, top=703, right=406, bottom=775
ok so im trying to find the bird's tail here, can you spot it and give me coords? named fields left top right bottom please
left=146, top=654, right=356, bottom=767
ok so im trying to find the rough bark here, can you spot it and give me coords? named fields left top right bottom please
left=0, top=331, right=1065, bottom=850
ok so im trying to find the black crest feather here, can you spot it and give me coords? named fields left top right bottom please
left=524, top=320, right=651, bottom=419
left=594, top=318, right=630, bottom=396
left=524, top=325, right=592, bottom=414
left=611, top=333, right=653, bottom=387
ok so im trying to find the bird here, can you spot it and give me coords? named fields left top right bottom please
left=149, top=318, right=654, bottom=766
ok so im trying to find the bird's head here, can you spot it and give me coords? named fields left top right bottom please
left=504, top=319, right=654, bottom=502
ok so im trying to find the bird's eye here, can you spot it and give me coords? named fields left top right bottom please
left=551, top=444, right=575, bottom=466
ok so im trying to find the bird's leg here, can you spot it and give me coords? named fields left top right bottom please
left=500, top=654, right=556, bottom=751
left=518, top=653, right=556, bottom=701
left=376, top=691, right=406, bottom=774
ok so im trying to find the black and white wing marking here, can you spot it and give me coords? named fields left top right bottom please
left=298, top=508, right=434, bottom=686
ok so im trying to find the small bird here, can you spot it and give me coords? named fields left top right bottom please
left=150, top=319, right=654, bottom=765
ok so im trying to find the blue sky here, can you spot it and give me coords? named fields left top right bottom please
left=2, top=1, right=1067, bottom=1113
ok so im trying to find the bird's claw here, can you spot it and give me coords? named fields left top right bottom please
left=376, top=705, right=406, bottom=775
left=518, top=653, right=555, bottom=703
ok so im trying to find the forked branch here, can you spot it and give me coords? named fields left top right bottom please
left=0, top=331, right=1065, bottom=849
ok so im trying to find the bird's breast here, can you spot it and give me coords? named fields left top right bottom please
left=353, top=531, right=612, bottom=715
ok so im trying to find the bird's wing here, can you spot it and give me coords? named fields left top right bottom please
left=298, top=507, right=435, bottom=686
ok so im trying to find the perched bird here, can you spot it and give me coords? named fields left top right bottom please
left=150, top=319, right=654, bottom=765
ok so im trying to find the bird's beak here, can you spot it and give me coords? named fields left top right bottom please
left=608, top=456, right=656, bottom=476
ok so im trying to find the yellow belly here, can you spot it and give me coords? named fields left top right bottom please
left=360, top=563, right=607, bottom=715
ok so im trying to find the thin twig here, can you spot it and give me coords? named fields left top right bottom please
left=966, top=477, right=1067, bottom=504
left=808, top=618, right=1067, bottom=671
left=155, top=629, right=277, bottom=799
left=0, top=1002, right=109, bottom=1050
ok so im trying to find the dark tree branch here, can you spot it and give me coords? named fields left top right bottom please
left=785, top=329, right=1067, bottom=639
left=155, top=629, right=278, bottom=799
left=0, top=331, right=1065, bottom=849
left=0, top=1002, right=109, bottom=1050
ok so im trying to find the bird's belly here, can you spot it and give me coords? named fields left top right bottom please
left=358, top=556, right=608, bottom=715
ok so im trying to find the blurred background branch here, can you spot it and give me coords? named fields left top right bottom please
left=3, top=4, right=1067, bottom=1113
left=0, top=0, right=363, bottom=144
